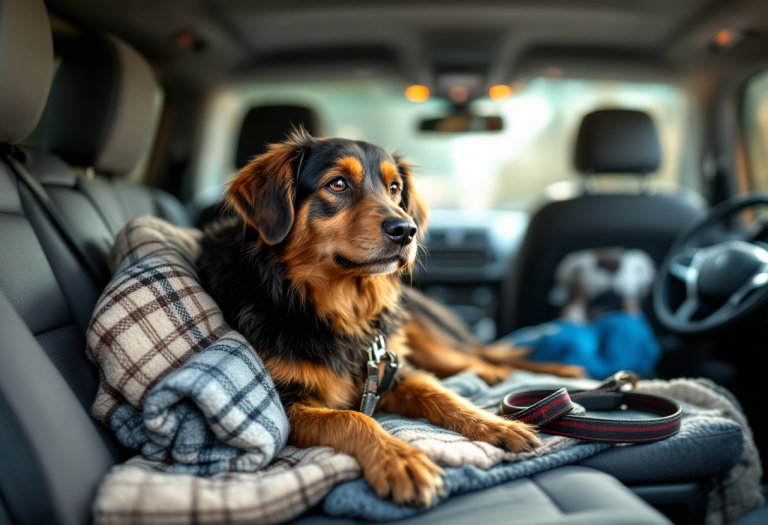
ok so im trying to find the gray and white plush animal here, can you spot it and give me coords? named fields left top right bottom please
left=548, top=248, right=656, bottom=321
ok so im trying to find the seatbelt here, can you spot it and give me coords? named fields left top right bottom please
left=2, top=147, right=106, bottom=286
left=501, top=371, right=682, bottom=443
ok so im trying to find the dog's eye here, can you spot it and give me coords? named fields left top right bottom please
left=389, top=182, right=401, bottom=197
left=327, top=178, right=348, bottom=192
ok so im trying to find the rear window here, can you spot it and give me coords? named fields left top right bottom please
left=743, top=68, right=768, bottom=191
left=196, top=77, right=693, bottom=211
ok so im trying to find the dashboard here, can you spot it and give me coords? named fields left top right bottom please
left=411, top=209, right=528, bottom=342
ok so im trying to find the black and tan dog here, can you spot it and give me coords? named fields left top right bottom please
left=198, top=130, right=578, bottom=507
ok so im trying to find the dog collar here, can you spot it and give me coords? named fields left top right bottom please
left=359, top=335, right=399, bottom=416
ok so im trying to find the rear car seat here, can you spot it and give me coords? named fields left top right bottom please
left=0, top=1, right=672, bottom=524
left=0, top=2, right=119, bottom=525
left=44, top=32, right=193, bottom=233
left=14, top=32, right=194, bottom=286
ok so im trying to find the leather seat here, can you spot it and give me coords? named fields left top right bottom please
left=16, top=33, right=194, bottom=286
left=499, top=109, right=706, bottom=335
left=290, top=467, right=671, bottom=525
left=0, top=2, right=688, bottom=524
left=0, top=2, right=119, bottom=524
left=44, top=32, right=193, bottom=234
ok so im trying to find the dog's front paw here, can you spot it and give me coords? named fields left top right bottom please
left=463, top=417, right=541, bottom=452
left=361, top=438, right=444, bottom=508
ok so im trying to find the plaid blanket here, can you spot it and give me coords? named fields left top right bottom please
left=89, top=216, right=761, bottom=525
left=87, top=217, right=289, bottom=474
left=89, top=216, right=588, bottom=525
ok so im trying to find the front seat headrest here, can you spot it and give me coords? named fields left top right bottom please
left=44, top=34, right=157, bottom=175
left=574, top=109, right=661, bottom=175
left=0, top=0, right=53, bottom=144
left=235, top=105, right=322, bottom=169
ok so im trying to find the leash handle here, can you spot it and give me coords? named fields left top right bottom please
left=501, top=371, right=682, bottom=444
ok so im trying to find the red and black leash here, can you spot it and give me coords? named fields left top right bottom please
left=501, top=371, right=682, bottom=444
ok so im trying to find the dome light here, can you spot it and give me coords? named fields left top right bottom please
left=405, top=85, right=430, bottom=102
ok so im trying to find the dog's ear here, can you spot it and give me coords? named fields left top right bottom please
left=224, top=131, right=313, bottom=245
left=395, top=156, right=428, bottom=238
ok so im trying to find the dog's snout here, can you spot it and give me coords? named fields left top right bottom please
left=382, top=217, right=417, bottom=246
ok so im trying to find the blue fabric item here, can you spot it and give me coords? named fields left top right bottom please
left=508, top=312, right=660, bottom=379
left=109, top=333, right=290, bottom=475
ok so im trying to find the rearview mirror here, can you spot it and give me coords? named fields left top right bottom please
left=419, top=114, right=503, bottom=133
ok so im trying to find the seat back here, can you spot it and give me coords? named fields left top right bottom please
left=0, top=2, right=120, bottom=525
left=499, top=109, right=706, bottom=334
left=42, top=31, right=193, bottom=234
left=15, top=33, right=194, bottom=290
left=235, top=104, right=322, bottom=169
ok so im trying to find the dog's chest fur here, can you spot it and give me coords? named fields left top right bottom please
left=198, top=218, right=406, bottom=409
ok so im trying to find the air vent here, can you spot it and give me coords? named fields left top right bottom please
left=421, top=228, right=494, bottom=268
left=427, top=250, right=488, bottom=267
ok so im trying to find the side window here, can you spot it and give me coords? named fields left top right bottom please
left=743, top=69, right=768, bottom=191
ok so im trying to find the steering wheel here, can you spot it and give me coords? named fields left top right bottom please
left=654, top=192, right=768, bottom=334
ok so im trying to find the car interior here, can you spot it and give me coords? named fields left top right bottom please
left=2, top=0, right=768, bottom=524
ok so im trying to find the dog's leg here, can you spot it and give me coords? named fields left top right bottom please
left=476, top=342, right=586, bottom=378
left=500, top=359, right=586, bottom=378
left=378, top=371, right=541, bottom=451
left=289, top=403, right=444, bottom=507
left=403, top=289, right=584, bottom=381
left=405, top=317, right=515, bottom=385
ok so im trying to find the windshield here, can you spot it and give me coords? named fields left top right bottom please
left=197, top=77, right=693, bottom=211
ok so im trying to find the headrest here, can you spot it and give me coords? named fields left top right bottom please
left=235, top=105, right=321, bottom=169
left=0, top=0, right=53, bottom=144
left=44, top=34, right=157, bottom=175
left=574, top=109, right=661, bottom=175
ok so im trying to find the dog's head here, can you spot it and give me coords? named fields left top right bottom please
left=224, top=129, right=427, bottom=279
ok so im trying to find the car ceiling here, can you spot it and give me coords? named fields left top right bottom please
left=46, top=0, right=768, bottom=92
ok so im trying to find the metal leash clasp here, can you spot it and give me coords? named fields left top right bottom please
left=596, top=370, right=638, bottom=393
left=359, top=335, right=399, bottom=416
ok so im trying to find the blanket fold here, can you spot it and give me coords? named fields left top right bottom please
left=89, top=216, right=763, bottom=525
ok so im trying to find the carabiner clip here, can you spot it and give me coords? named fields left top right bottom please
left=597, top=370, right=638, bottom=392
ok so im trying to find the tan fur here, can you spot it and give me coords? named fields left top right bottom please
left=380, top=160, right=399, bottom=187
left=404, top=317, right=515, bottom=385
left=395, top=159, right=428, bottom=239
left=336, top=156, right=364, bottom=184
left=224, top=142, right=297, bottom=244
left=288, top=403, right=444, bottom=507
left=279, top=177, right=409, bottom=337
left=377, top=371, right=538, bottom=451
left=263, top=356, right=358, bottom=409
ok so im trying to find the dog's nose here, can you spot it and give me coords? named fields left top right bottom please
left=382, top=217, right=417, bottom=246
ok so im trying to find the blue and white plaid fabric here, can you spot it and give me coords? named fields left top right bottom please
left=110, top=332, right=288, bottom=474
left=87, top=216, right=289, bottom=475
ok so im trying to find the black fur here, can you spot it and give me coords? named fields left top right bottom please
left=198, top=217, right=405, bottom=408
left=198, top=134, right=411, bottom=409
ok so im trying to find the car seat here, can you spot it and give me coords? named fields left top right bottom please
left=499, top=109, right=706, bottom=335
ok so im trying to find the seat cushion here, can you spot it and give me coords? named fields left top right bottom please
left=290, top=466, right=671, bottom=525
left=577, top=409, right=744, bottom=484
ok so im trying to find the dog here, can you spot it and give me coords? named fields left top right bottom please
left=199, top=129, right=569, bottom=507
